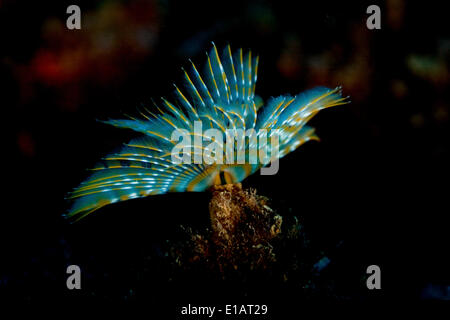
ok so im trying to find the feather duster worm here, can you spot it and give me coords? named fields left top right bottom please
left=66, top=43, right=349, bottom=221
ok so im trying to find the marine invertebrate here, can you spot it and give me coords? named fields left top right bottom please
left=66, top=43, right=349, bottom=220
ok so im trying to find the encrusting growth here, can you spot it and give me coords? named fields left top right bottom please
left=172, top=184, right=283, bottom=274
left=208, top=183, right=282, bottom=272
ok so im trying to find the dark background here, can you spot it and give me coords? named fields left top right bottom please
left=1, top=0, right=449, bottom=311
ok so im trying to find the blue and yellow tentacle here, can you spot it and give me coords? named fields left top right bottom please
left=66, top=43, right=349, bottom=221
